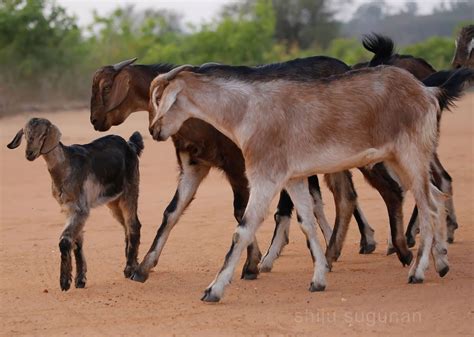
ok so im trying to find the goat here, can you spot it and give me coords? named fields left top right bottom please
left=357, top=33, right=461, bottom=249
left=452, top=25, right=474, bottom=69
left=149, top=63, right=472, bottom=302
left=90, top=57, right=385, bottom=283
left=7, top=118, right=144, bottom=291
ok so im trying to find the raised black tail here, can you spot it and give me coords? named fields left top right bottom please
left=434, top=68, right=474, bottom=113
left=362, top=33, right=395, bottom=67
left=128, top=131, right=144, bottom=157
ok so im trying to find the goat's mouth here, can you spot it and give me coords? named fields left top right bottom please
left=26, top=151, right=40, bottom=161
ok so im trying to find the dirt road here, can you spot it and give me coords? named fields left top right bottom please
left=1, top=94, right=473, bottom=336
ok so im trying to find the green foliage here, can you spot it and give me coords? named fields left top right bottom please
left=324, top=38, right=371, bottom=65
left=402, top=36, right=454, bottom=70
left=0, top=0, right=467, bottom=113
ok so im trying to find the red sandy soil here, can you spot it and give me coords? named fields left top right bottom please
left=0, top=94, right=473, bottom=337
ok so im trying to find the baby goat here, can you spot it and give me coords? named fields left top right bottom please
left=7, top=118, right=144, bottom=291
left=149, top=65, right=472, bottom=302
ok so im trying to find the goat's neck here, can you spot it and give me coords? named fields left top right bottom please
left=42, top=143, right=67, bottom=172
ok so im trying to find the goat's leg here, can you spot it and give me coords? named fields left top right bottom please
left=131, top=156, right=210, bottom=283
left=202, top=178, right=281, bottom=302
left=228, top=177, right=262, bottom=280
left=359, top=163, right=413, bottom=266
left=405, top=206, right=419, bottom=248
left=285, top=178, right=329, bottom=292
left=259, top=190, right=293, bottom=273
left=59, top=210, right=89, bottom=291
left=308, top=175, right=333, bottom=246
left=73, top=232, right=87, bottom=288
left=353, top=205, right=376, bottom=254
left=118, top=196, right=142, bottom=278
left=324, top=171, right=357, bottom=270
left=429, top=184, right=450, bottom=277
left=431, top=154, right=458, bottom=243
left=405, top=155, right=458, bottom=246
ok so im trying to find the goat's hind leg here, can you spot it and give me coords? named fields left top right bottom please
left=118, top=196, right=142, bottom=278
left=353, top=204, right=376, bottom=254
left=228, top=178, right=262, bottom=280
left=324, top=171, right=357, bottom=270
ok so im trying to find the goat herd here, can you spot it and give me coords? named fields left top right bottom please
left=7, top=28, right=474, bottom=303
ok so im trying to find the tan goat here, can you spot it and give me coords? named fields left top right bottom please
left=149, top=64, right=471, bottom=302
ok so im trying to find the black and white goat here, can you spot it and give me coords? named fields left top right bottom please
left=7, top=118, right=144, bottom=291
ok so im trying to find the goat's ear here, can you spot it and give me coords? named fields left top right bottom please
left=41, top=125, right=62, bottom=154
left=158, top=81, right=183, bottom=116
left=7, top=129, right=24, bottom=149
left=104, top=70, right=130, bottom=112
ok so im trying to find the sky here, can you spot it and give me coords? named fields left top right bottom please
left=57, top=0, right=446, bottom=27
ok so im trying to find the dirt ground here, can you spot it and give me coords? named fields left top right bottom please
left=0, top=93, right=473, bottom=337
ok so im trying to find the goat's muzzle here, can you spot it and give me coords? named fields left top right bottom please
left=26, top=150, right=39, bottom=161
left=149, top=120, right=164, bottom=141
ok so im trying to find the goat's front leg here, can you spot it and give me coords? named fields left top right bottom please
left=131, top=155, right=210, bottom=283
left=308, top=175, right=333, bottom=246
left=359, top=163, right=413, bottom=266
left=73, top=233, right=87, bottom=288
left=59, top=209, right=89, bottom=291
left=259, top=190, right=293, bottom=273
left=285, top=178, right=329, bottom=292
left=202, top=178, right=280, bottom=302
left=324, top=171, right=357, bottom=270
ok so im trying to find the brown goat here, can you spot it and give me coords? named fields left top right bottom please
left=452, top=25, right=474, bottom=69
left=149, top=65, right=471, bottom=302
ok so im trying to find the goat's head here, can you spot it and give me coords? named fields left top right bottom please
left=452, top=25, right=474, bottom=69
left=7, top=118, right=62, bottom=161
left=90, top=57, right=138, bottom=131
left=148, top=65, right=194, bottom=141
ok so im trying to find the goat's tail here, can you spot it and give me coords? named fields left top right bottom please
left=362, top=33, right=395, bottom=67
left=128, top=131, right=144, bottom=157
left=432, top=68, right=474, bottom=115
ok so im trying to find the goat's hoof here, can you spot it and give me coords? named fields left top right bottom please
left=201, top=288, right=221, bottom=303
left=258, top=262, right=273, bottom=273
left=359, top=243, right=376, bottom=254
left=60, top=277, right=72, bottom=291
left=130, top=269, right=149, bottom=283
left=399, top=251, right=413, bottom=267
left=241, top=271, right=258, bottom=280
left=75, top=276, right=86, bottom=289
left=386, top=246, right=396, bottom=255
left=406, top=236, right=416, bottom=248
left=124, top=265, right=138, bottom=279
left=447, top=237, right=454, bottom=244
left=438, top=266, right=450, bottom=278
left=309, top=282, right=326, bottom=292
left=408, top=275, right=423, bottom=284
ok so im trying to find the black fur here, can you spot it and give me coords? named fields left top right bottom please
left=363, top=33, right=395, bottom=67
left=435, top=68, right=474, bottom=112
left=196, top=56, right=351, bottom=82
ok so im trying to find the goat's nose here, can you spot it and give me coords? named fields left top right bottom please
left=91, top=118, right=98, bottom=125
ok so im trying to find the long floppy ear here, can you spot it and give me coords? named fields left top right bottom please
left=7, top=129, right=24, bottom=149
left=104, top=70, right=130, bottom=112
left=41, top=124, right=62, bottom=154
left=158, top=81, right=183, bottom=117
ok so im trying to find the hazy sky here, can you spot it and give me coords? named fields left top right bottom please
left=57, top=0, right=445, bottom=27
